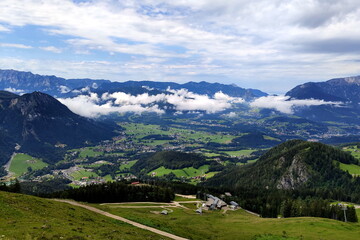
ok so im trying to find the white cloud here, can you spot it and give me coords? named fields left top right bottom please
left=58, top=94, right=164, bottom=118
left=40, top=46, right=62, bottom=53
left=0, top=43, right=32, bottom=49
left=4, top=87, right=25, bottom=94
left=58, top=89, right=243, bottom=117
left=250, top=95, right=341, bottom=114
left=59, top=85, right=71, bottom=94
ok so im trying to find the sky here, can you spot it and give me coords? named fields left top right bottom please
left=1, top=0, right=360, bottom=93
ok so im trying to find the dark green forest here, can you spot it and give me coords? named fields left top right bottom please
left=50, top=181, right=174, bottom=203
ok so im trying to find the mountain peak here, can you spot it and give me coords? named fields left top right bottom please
left=205, top=140, right=357, bottom=190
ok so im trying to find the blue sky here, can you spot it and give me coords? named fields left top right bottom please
left=1, top=0, right=360, bottom=93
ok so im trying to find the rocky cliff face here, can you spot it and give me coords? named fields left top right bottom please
left=276, top=155, right=311, bottom=190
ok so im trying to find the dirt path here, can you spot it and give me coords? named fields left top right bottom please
left=102, top=201, right=201, bottom=210
left=53, top=199, right=189, bottom=240
left=4, top=153, right=16, bottom=171
left=108, top=205, right=177, bottom=208
left=175, top=194, right=196, bottom=199
left=2, top=153, right=16, bottom=180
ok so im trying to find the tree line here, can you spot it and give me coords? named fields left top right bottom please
left=49, top=181, right=174, bottom=203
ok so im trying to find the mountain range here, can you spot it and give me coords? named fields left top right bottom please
left=286, top=76, right=360, bottom=103
left=0, top=69, right=267, bottom=100
left=285, top=76, right=360, bottom=124
left=1, top=69, right=360, bottom=163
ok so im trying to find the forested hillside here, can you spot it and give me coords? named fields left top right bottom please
left=203, top=140, right=360, bottom=218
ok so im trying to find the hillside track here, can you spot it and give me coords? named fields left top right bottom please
left=53, top=199, right=189, bottom=240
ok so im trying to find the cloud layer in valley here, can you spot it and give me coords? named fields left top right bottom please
left=250, top=95, right=341, bottom=114
left=58, top=89, right=244, bottom=118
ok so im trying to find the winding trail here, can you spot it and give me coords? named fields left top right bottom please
left=53, top=199, right=188, bottom=240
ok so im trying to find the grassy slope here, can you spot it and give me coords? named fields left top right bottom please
left=0, top=191, right=168, bottom=240
left=97, top=204, right=360, bottom=240
left=342, top=145, right=360, bottom=160
left=149, top=165, right=209, bottom=177
left=338, top=162, right=360, bottom=176
left=9, top=153, right=47, bottom=177
left=119, top=160, right=138, bottom=171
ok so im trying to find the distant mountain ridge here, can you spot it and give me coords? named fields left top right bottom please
left=0, top=91, right=116, bottom=164
left=285, top=76, right=360, bottom=124
left=286, top=76, right=360, bottom=103
left=0, top=69, right=267, bottom=100
left=0, top=69, right=110, bottom=96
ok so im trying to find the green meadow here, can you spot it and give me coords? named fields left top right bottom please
left=149, top=165, right=210, bottom=177
left=0, top=191, right=168, bottom=240
left=122, top=123, right=239, bottom=144
left=338, top=162, right=360, bottom=176
left=342, top=145, right=360, bottom=160
left=119, top=160, right=138, bottom=171
left=221, top=149, right=256, bottom=157
left=70, top=169, right=99, bottom=180
left=96, top=202, right=360, bottom=240
left=9, top=153, right=47, bottom=177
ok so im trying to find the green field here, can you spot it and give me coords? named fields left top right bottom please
left=9, top=153, right=47, bottom=177
left=221, top=149, right=256, bottom=157
left=119, top=160, right=138, bottom=171
left=338, top=162, right=360, bottom=176
left=122, top=123, right=238, bottom=145
left=149, top=165, right=209, bottom=177
left=70, top=147, right=104, bottom=158
left=343, top=145, right=360, bottom=160
left=263, top=135, right=281, bottom=141
left=0, top=191, right=168, bottom=240
left=96, top=203, right=360, bottom=240
left=2, top=190, right=360, bottom=240
left=71, top=169, right=99, bottom=180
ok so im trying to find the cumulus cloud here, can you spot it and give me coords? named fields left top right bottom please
left=58, top=89, right=244, bottom=118
left=2, top=1, right=360, bottom=91
left=58, top=94, right=164, bottom=118
left=250, top=95, right=341, bottom=114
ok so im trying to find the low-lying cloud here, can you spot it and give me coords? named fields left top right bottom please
left=4, top=87, right=25, bottom=94
left=250, top=95, right=341, bottom=114
left=58, top=89, right=244, bottom=118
